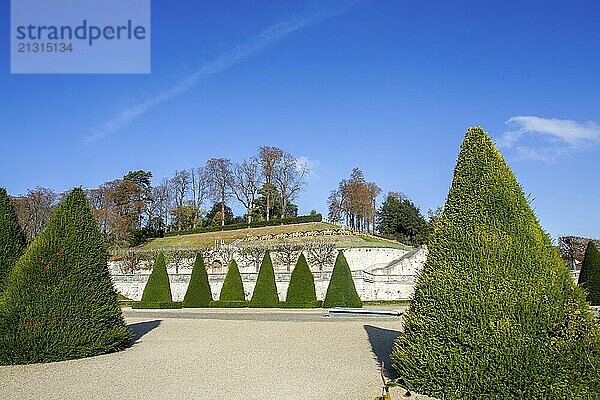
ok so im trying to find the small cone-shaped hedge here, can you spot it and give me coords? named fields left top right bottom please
left=250, top=250, right=279, bottom=307
left=323, top=251, right=362, bottom=308
left=0, top=188, right=130, bottom=365
left=138, top=253, right=173, bottom=306
left=392, top=127, right=600, bottom=399
left=0, top=188, right=26, bottom=294
left=219, top=260, right=245, bottom=302
left=285, top=253, right=318, bottom=307
left=579, top=242, right=600, bottom=306
left=183, top=254, right=212, bottom=307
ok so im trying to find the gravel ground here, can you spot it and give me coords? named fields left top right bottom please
left=0, top=309, right=434, bottom=400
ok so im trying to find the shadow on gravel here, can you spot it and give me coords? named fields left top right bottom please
left=128, top=320, right=161, bottom=343
left=364, top=325, right=400, bottom=379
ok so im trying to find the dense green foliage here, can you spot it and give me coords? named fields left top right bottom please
left=322, top=251, right=362, bottom=308
left=392, top=127, right=600, bottom=399
left=250, top=251, right=279, bottom=307
left=378, top=192, right=427, bottom=245
left=140, top=253, right=172, bottom=304
left=0, top=188, right=130, bottom=365
left=579, top=241, right=600, bottom=306
left=285, top=253, right=318, bottom=307
left=165, top=213, right=322, bottom=237
left=183, top=254, right=213, bottom=307
left=219, top=260, right=245, bottom=301
left=0, top=188, right=27, bottom=294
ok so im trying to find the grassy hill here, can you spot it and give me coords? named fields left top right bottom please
left=141, top=222, right=408, bottom=250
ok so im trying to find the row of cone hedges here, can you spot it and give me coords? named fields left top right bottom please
left=578, top=241, right=600, bottom=306
left=0, top=188, right=130, bottom=365
left=145, top=250, right=360, bottom=308
left=392, top=127, right=600, bottom=399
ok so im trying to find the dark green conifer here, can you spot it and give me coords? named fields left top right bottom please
left=250, top=250, right=279, bottom=307
left=392, top=127, right=600, bottom=399
left=322, top=251, right=362, bottom=308
left=183, top=254, right=212, bottom=307
left=0, top=188, right=26, bottom=294
left=219, top=260, right=245, bottom=302
left=285, top=253, right=318, bottom=307
left=140, top=253, right=172, bottom=303
left=0, top=188, right=130, bottom=365
left=579, top=241, right=600, bottom=306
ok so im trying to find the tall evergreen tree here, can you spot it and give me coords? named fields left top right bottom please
left=392, top=127, right=600, bottom=399
left=0, top=188, right=26, bottom=294
left=0, top=188, right=130, bottom=365
left=378, top=192, right=427, bottom=244
left=579, top=241, right=600, bottom=306
left=219, top=260, right=245, bottom=302
left=323, top=251, right=362, bottom=308
left=183, top=254, right=212, bottom=307
left=285, top=253, right=318, bottom=307
left=250, top=250, right=279, bottom=307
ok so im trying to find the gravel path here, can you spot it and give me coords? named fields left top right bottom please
left=0, top=309, right=433, bottom=399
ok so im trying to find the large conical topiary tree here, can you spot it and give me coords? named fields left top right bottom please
left=183, top=253, right=212, bottom=307
left=323, top=251, right=362, bottom=308
left=215, top=260, right=246, bottom=306
left=250, top=250, right=279, bottom=307
left=579, top=241, right=600, bottom=306
left=285, top=253, right=318, bottom=308
left=0, top=188, right=26, bottom=294
left=392, top=127, right=600, bottom=399
left=0, top=188, right=131, bottom=365
left=133, top=253, right=180, bottom=309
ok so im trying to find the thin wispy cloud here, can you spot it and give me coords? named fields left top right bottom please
left=497, top=115, right=600, bottom=161
left=88, top=2, right=359, bottom=143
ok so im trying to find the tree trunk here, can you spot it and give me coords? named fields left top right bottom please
left=221, top=190, right=225, bottom=227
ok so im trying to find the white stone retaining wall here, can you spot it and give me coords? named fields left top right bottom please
left=111, top=270, right=419, bottom=302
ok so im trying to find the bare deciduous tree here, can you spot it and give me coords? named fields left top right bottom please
left=190, top=167, right=208, bottom=228
left=204, top=158, right=232, bottom=227
left=328, top=168, right=380, bottom=232
left=238, top=245, right=267, bottom=272
left=273, top=243, right=303, bottom=272
left=258, top=146, right=283, bottom=221
left=11, top=186, right=58, bottom=241
left=230, top=156, right=261, bottom=224
left=305, top=240, right=336, bottom=271
left=170, top=170, right=191, bottom=207
left=273, top=153, right=309, bottom=218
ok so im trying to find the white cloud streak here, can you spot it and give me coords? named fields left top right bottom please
left=87, top=2, right=357, bottom=143
left=498, top=115, right=600, bottom=161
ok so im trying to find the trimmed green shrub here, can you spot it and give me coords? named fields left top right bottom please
left=209, top=300, right=248, bottom=308
left=392, top=127, right=600, bottom=399
left=139, top=253, right=172, bottom=304
left=322, top=251, right=362, bottom=308
left=183, top=254, right=212, bottom=308
left=0, top=187, right=26, bottom=294
left=131, top=301, right=182, bottom=309
left=285, top=253, right=318, bottom=308
left=0, top=188, right=131, bottom=365
left=219, top=260, right=245, bottom=301
left=579, top=241, right=600, bottom=306
left=250, top=250, right=279, bottom=307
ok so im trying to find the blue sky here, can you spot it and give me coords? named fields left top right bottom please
left=1, top=0, right=599, bottom=239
